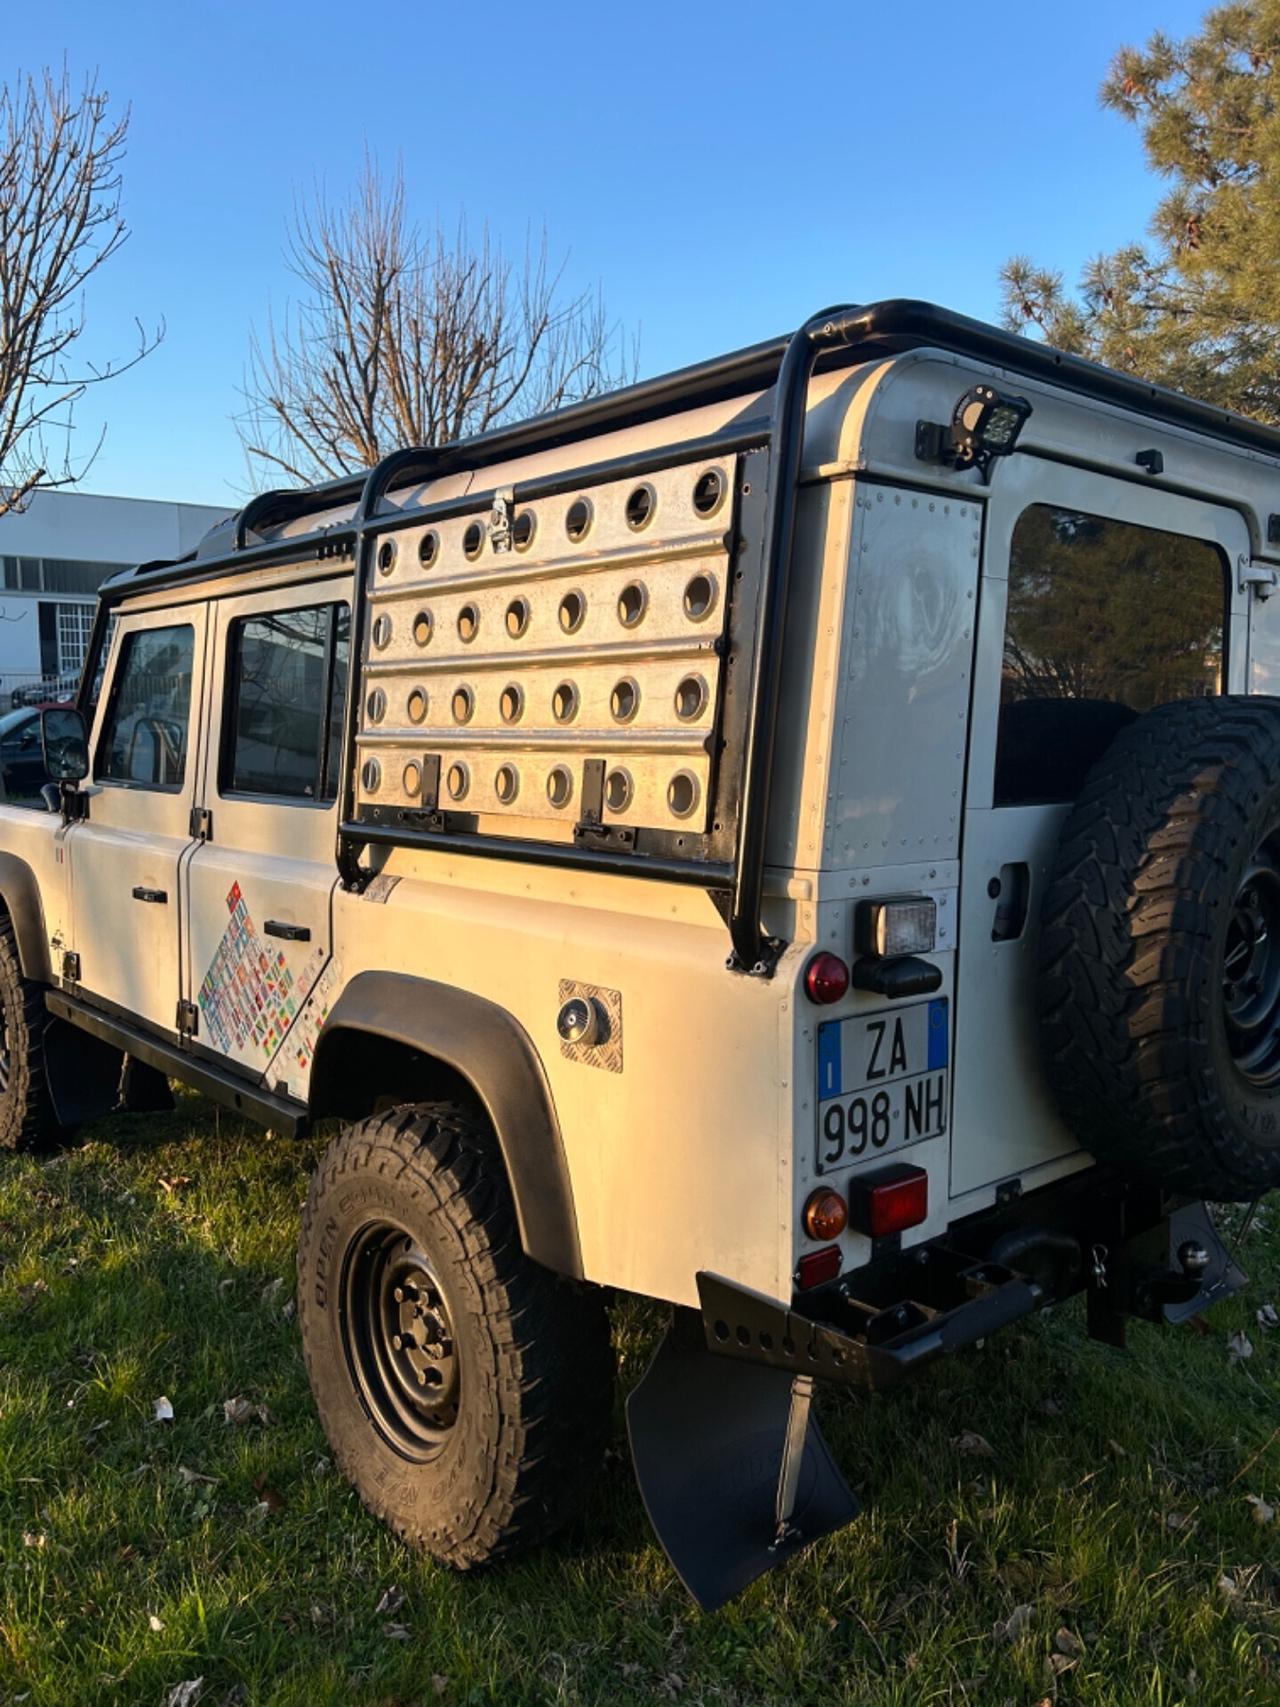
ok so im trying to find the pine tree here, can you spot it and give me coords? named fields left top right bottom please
left=1001, top=2, right=1280, bottom=420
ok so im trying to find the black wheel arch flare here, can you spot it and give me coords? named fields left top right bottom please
left=309, top=971, right=582, bottom=1278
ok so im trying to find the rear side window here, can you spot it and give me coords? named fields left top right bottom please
left=995, top=506, right=1226, bottom=806
left=97, top=624, right=195, bottom=789
left=222, top=603, right=350, bottom=802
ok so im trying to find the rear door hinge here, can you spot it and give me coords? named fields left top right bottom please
left=176, top=998, right=199, bottom=1038
left=1240, top=559, right=1278, bottom=600
left=61, top=950, right=81, bottom=984
left=189, top=806, right=213, bottom=841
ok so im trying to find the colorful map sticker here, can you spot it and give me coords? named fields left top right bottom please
left=198, top=883, right=327, bottom=1061
left=265, top=957, right=344, bottom=1096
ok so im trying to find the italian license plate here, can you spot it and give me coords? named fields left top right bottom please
left=815, top=998, right=949, bottom=1174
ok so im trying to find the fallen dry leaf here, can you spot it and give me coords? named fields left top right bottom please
left=1106, top=1439, right=1127, bottom=1459
left=953, top=1430, right=995, bottom=1458
left=1257, top=1303, right=1279, bottom=1329
left=375, top=1584, right=406, bottom=1616
left=1048, top=1652, right=1075, bottom=1677
left=1228, top=1329, right=1254, bottom=1366
left=1055, top=1626, right=1084, bottom=1658
left=162, top=1682, right=204, bottom=1707
left=222, top=1396, right=270, bottom=1427
left=994, top=1603, right=1033, bottom=1643
left=432, top=1678, right=448, bottom=1698
left=149, top=1613, right=165, bottom=1632
left=153, top=1396, right=174, bottom=1423
left=1165, top=1510, right=1196, bottom=1532
left=157, top=1175, right=193, bottom=1195
left=22, top=1531, right=46, bottom=1549
left=176, top=1466, right=220, bottom=1488
left=1245, top=1493, right=1275, bottom=1525
left=251, top=1473, right=286, bottom=1513
left=383, top=1622, right=412, bottom=1641
left=260, top=1277, right=283, bottom=1306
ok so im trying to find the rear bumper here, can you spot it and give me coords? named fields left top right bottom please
left=697, top=1249, right=1043, bottom=1393
left=696, top=1194, right=1247, bottom=1393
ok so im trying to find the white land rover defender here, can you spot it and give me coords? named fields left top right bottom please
left=5, top=301, right=1278, bottom=1607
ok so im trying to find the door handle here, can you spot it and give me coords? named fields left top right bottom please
left=264, top=920, right=310, bottom=942
left=132, top=886, right=168, bottom=904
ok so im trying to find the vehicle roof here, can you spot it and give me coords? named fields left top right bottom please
left=101, top=299, right=1280, bottom=604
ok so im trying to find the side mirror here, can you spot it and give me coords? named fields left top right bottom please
left=40, top=707, right=89, bottom=783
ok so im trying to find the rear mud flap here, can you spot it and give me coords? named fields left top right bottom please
left=626, top=1310, right=859, bottom=1610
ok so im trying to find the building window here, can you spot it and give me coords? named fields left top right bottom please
left=55, top=603, right=96, bottom=676
left=1, top=556, right=129, bottom=595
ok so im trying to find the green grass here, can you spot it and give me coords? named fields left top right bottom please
left=1, top=1095, right=1278, bottom=1706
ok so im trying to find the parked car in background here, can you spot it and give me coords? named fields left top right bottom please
left=0, top=707, right=54, bottom=802
left=10, top=673, right=80, bottom=709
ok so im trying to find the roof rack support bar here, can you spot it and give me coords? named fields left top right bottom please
left=726, top=307, right=863, bottom=977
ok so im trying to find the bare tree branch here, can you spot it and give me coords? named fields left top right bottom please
left=238, top=157, right=637, bottom=488
left=0, top=66, right=163, bottom=518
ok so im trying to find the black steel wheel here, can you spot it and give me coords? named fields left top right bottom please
left=0, top=912, right=63, bottom=1152
left=298, top=1101, right=614, bottom=1569
left=1040, top=694, right=1280, bottom=1201
left=341, top=1223, right=460, bottom=1456
left=1222, top=853, right=1280, bottom=1089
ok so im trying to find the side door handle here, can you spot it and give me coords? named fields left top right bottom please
left=264, top=920, right=310, bottom=942
left=132, top=886, right=168, bottom=904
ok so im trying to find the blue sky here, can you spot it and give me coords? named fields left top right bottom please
left=11, top=0, right=1209, bottom=508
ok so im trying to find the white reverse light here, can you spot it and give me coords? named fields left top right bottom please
left=856, top=896, right=938, bottom=960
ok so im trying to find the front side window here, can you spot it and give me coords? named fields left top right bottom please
left=995, top=506, right=1226, bottom=805
left=222, top=603, right=349, bottom=802
left=97, top=624, right=195, bottom=789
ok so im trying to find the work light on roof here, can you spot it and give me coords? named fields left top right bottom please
left=915, top=383, right=1033, bottom=479
left=950, top=384, right=1032, bottom=474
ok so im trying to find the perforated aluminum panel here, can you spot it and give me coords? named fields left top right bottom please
left=355, top=459, right=735, bottom=836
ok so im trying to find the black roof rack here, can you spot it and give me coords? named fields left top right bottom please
left=105, top=297, right=1280, bottom=602
left=80, top=300, right=1280, bottom=978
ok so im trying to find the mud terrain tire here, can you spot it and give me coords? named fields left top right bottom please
left=0, top=913, right=63, bottom=1153
left=297, top=1101, right=613, bottom=1568
left=1040, top=695, right=1280, bottom=1202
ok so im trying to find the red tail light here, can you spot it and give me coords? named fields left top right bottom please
left=849, top=1164, right=928, bottom=1238
left=804, top=952, right=849, bottom=1005
left=795, top=1245, right=842, bottom=1290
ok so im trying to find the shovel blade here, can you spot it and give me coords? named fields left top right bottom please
left=626, top=1313, right=859, bottom=1610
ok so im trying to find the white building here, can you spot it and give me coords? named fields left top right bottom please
left=0, top=489, right=228, bottom=701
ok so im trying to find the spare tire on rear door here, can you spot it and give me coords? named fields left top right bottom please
left=1039, top=694, right=1280, bottom=1202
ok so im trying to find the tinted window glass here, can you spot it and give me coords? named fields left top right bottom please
left=223, top=604, right=349, bottom=802
left=98, top=625, right=194, bottom=788
left=995, top=507, right=1225, bottom=806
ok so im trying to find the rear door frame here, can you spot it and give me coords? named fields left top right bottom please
left=949, top=455, right=1251, bottom=1207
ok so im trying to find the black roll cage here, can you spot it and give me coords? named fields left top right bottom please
left=79, top=299, right=1280, bottom=978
